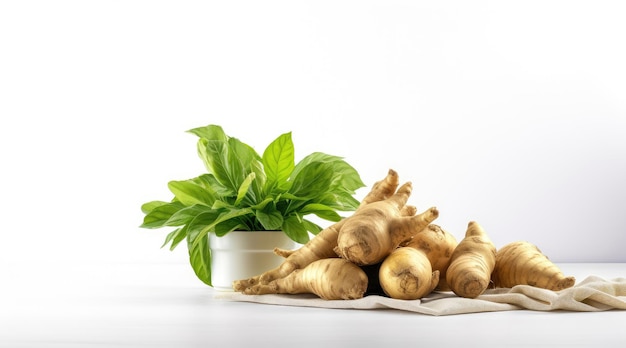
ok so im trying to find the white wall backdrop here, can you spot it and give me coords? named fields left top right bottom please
left=1, top=1, right=625, bottom=271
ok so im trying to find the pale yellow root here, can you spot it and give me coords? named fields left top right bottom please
left=243, top=258, right=368, bottom=300
left=379, top=247, right=439, bottom=300
left=492, top=241, right=576, bottom=291
left=233, top=169, right=401, bottom=292
left=446, top=221, right=496, bottom=298
left=406, top=224, right=458, bottom=291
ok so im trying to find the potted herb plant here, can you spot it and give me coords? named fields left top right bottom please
left=140, top=124, right=364, bottom=290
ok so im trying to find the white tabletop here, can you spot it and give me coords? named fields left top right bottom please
left=2, top=262, right=625, bottom=347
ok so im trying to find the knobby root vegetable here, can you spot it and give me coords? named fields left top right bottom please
left=233, top=169, right=401, bottom=292
left=378, top=247, right=439, bottom=300
left=446, top=221, right=496, bottom=298
left=492, top=241, right=576, bottom=291
left=242, top=258, right=369, bottom=300
left=334, top=182, right=439, bottom=266
left=405, top=224, right=458, bottom=291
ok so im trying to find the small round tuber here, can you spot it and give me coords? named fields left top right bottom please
left=378, top=247, right=439, bottom=300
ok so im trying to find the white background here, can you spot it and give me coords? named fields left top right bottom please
left=1, top=0, right=625, bottom=277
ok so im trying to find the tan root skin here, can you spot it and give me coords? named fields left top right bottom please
left=242, top=258, right=368, bottom=300
left=334, top=181, right=439, bottom=266
left=406, top=224, right=458, bottom=291
left=492, top=241, right=576, bottom=291
left=233, top=169, right=402, bottom=292
left=446, top=221, right=496, bottom=299
left=379, top=247, right=439, bottom=300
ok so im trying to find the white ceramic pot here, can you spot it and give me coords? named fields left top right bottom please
left=209, top=231, right=298, bottom=291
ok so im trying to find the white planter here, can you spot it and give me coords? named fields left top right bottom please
left=209, top=231, right=298, bottom=291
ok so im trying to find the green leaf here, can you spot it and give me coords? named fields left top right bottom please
left=299, top=203, right=342, bottom=222
left=140, top=201, right=186, bottom=228
left=189, top=126, right=233, bottom=191
left=211, top=200, right=234, bottom=210
left=290, top=152, right=339, bottom=181
left=281, top=214, right=311, bottom=244
left=288, top=161, right=334, bottom=199
left=141, top=200, right=169, bottom=214
left=187, top=209, right=221, bottom=232
left=249, top=159, right=266, bottom=200
left=161, top=227, right=180, bottom=248
left=187, top=232, right=211, bottom=286
left=250, top=197, right=274, bottom=211
left=199, top=139, right=233, bottom=190
left=214, top=219, right=246, bottom=235
left=234, top=172, right=255, bottom=206
left=189, top=174, right=227, bottom=196
left=165, top=204, right=212, bottom=227
left=167, top=179, right=215, bottom=207
left=187, top=124, right=228, bottom=142
left=184, top=210, right=221, bottom=286
left=228, top=137, right=262, bottom=173
left=226, top=137, right=264, bottom=200
left=301, top=219, right=323, bottom=235
left=255, top=205, right=283, bottom=230
left=318, top=191, right=361, bottom=211
left=161, top=225, right=189, bottom=250
left=169, top=224, right=189, bottom=250
left=327, top=160, right=365, bottom=193
left=276, top=192, right=308, bottom=201
left=195, top=134, right=263, bottom=197
left=262, top=132, right=295, bottom=192
left=292, top=152, right=365, bottom=194
left=190, top=208, right=255, bottom=246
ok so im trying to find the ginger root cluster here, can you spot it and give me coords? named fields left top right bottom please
left=233, top=169, right=575, bottom=301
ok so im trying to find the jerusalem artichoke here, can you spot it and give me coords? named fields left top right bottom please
left=378, top=247, right=439, bottom=300
left=405, top=224, right=458, bottom=291
left=334, top=181, right=439, bottom=266
left=446, top=221, right=496, bottom=298
left=492, top=241, right=575, bottom=291
left=243, top=258, right=368, bottom=300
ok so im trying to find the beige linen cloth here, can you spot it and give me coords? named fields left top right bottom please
left=216, top=276, right=626, bottom=315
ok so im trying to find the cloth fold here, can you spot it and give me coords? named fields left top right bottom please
left=215, top=276, right=626, bottom=316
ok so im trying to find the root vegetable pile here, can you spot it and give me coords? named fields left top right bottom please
left=233, top=169, right=576, bottom=301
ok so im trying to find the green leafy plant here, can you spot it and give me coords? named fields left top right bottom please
left=140, top=124, right=365, bottom=286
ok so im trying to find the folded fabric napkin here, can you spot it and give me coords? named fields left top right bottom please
left=215, top=276, right=626, bottom=316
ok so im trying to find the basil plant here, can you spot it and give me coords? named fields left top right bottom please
left=140, top=124, right=364, bottom=285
